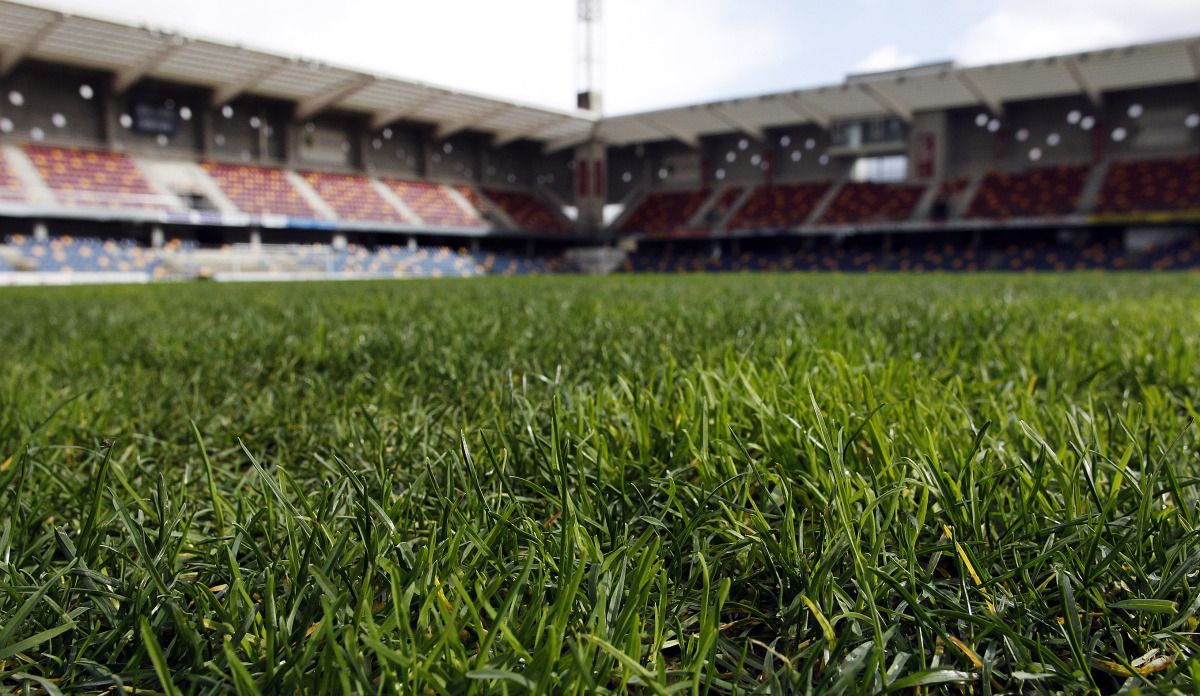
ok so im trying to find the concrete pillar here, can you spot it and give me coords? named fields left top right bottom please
left=200, top=98, right=214, bottom=158
left=407, top=236, right=417, bottom=251
left=151, top=225, right=165, bottom=249
left=250, top=229, right=262, bottom=249
left=332, top=234, right=348, bottom=250
left=102, top=79, right=119, bottom=148
left=33, top=221, right=49, bottom=241
left=470, top=238, right=480, bottom=254
left=573, top=140, right=607, bottom=236
left=257, top=106, right=271, bottom=162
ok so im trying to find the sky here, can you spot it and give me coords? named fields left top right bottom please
left=30, top=0, right=1200, bottom=114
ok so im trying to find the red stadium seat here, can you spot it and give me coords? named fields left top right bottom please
left=383, top=179, right=487, bottom=229
left=301, top=171, right=406, bottom=223
left=727, top=183, right=831, bottom=231
left=966, top=165, right=1089, bottom=219
left=1096, top=156, right=1200, bottom=215
left=201, top=162, right=315, bottom=218
left=0, top=150, right=25, bottom=202
left=480, top=188, right=572, bottom=234
left=23, top=145, right=168, bottom=209
left=819, top=182, right=925, bottom=224
left=618, top=190, right=708, bottom=236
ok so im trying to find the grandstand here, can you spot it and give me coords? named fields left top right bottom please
left=0, top=0, right=1197, bottom=283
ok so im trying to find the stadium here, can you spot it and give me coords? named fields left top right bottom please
left=0, top=1, right=1197, bottom=279
left=2, top=0, right=1200, bottom=693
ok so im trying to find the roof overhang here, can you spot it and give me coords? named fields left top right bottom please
left=0, top=0, right=598, bottom=144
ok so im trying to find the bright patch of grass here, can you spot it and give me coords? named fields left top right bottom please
left=1, top=274, right=1199, bottom=693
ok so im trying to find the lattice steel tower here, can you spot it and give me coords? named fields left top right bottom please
left=576, top=0, right=604, bottom=113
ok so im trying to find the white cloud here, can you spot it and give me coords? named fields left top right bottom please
left=954, top=0, right=1200, bottom=65
left=854, top=45, right=919, bottom=73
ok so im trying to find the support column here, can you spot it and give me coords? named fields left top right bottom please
left=573, top=140, right=607, bottom=238
left=151, top=224, right=164, bottom=249
left=250, top=229, right=262, bottom=249
left=33, top=221, right=49, bottom=241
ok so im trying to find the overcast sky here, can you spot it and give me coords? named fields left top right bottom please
left=32, top=0, right=1200, bottom=114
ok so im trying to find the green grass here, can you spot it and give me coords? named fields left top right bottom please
left=1, top=274, right=1199, bottom=694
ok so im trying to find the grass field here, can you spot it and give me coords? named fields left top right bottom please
left=2, top=274, right=1199, bottom=694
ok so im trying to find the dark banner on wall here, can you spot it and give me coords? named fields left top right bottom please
left=132, top=103, right=179, bottom=137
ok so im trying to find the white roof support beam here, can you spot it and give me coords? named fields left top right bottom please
left=113, top=36, right=188, bottom=94
left=956, top=71, right=1004, bottom=116
left=493, top=114, right=565, bottom=147
left=1065, top=57, right=1103, bottom=107
left=640, top=115, right=699, bottom=148
left=777, top=93, right=830, bottom=129
left=541, top=131, right=594, bottom=155
left=707, top=105, right=764, bottom=141
left=294, top=74, right=377, bottom=121
left=370, top=92, right=449, bottom=130
left=0, top=11, right=67, bottom=78
left=1187, top=40, right=1200, bottom=80
left=212, top=60, right=288, bottom=106
left=857, top=83, right=912, bottom=122
left=434, top=104, right=512, bottom=140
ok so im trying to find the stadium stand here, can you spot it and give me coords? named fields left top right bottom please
left=301, top=172, right=407, bottom=223
left=201, top=162, right=316, bottom=218
left=384, top=180, right=486, bottom=229
left=707, top=187, right=744, bottom=221
left=23, top=145, right=168, bottom=209
left=4, top=235, right=168, bottom=275
left=480, top=188, right=572, bottom=234
left=618, top=190, right=709, bottom=235
left=819, top=182, right=925, bottom=224
left=0, top=151, right=26, bottom=202
left=1095, top=156, right=1200, bottom=215
left=727, top=183, right=832, bottom=231
left=966, top=165, right=1090, bottom=219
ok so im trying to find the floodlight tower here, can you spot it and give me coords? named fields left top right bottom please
left=576, top=0, right=604, bottom=113
left=573, top=0, right=607, bottom=236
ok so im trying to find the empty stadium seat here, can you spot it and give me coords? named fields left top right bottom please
left=0, top=151, right=25, bottom=203
left=819, top=182, right=925, bottom=224
left=727, top=183, right=832, bottom=231
left=1096, top=156, right=1200, bottom=215
left=201, top=162, right=316, bottom=218
left=23, top=145, right=168, bottom=210
left=383, top=180, right=486, bottom=229
left=966, top=165, right=1089, bottom=219
left=301, top=171, right=407, bottom=223
left=480, top=188, right=572, bottom=234
left=4, top=235, right=168, bottom=275
left=618, top=190, right=708, bottom=236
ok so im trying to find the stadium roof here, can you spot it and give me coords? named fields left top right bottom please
left=0, top=0, right=1197, bottom=151
left=598, top=35, right=1200, bottom=147
left=0, top=0, right=599, bottom=148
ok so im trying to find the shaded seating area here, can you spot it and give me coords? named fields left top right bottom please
left=618, top=190, right=708, bottom=236
left=727, top=183, right=831, bottom=231
left=1095, top=156, right=1200, bottom=215
left=966, top=165, right=1089, bottom=219
left=819, top=182, right=925, bottom=224
left=481, top=188, right=572, bottom=234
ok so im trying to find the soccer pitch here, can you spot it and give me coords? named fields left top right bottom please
left=1, top=274, right=1198, bottom=693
